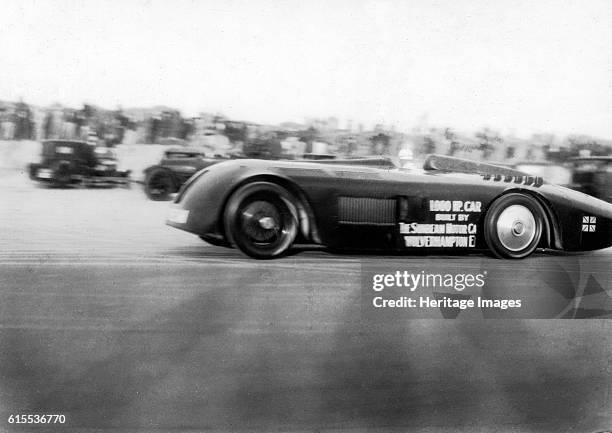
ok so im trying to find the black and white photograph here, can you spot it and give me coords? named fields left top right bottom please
left=1, top=0, right=611, bottom=431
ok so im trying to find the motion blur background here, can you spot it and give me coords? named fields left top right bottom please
left=1, top=0, right=611, bottom=171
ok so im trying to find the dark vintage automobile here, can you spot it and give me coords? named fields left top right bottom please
left=166, top=154, right=612, bottom=259
left=567, top=156, right=612, bottom=203
left=28, top=140, right=130, bottom=187
left=143, top=147, right=230, bottom=200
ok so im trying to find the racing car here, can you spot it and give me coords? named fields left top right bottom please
left=166, top=154, right=612, bottom=259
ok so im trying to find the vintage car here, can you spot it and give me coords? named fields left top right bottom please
left=567, top=156, right=612, bottom=203
left=166, top=155, right=612, bottom=259
left=143, top=147, right=230, bottom=200
left=28, top=140, right=130, bottom=187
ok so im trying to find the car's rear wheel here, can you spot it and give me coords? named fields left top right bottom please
left=224, top=182, right=298, bottom=259
left=145, top=169, right=175, bottom=201
left=484, top=193, right=545, bottom=259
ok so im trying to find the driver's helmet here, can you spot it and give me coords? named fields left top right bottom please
left=398, top=147, right=415, bottom=169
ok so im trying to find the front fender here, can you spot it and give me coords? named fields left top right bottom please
left=167, top=161, right=248, bottom=236
left=167, top=160, right=320, bottom=242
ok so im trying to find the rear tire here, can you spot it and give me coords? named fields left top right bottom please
left=484, top=193, right=545, bottom=259
left=224, top=182, right=298, bottom=259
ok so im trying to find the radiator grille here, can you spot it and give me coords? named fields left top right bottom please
left=338, top=197, right=396, bottom=225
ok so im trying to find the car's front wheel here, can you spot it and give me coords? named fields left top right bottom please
left=223, top=182, right=298, bottom=259
left=145, top=169, right=175, bottom=201
left=28, top=163, right=40, bottom=180
left=484, top=193, right=545, bottom=259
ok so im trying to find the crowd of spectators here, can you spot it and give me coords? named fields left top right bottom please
left=1, top=100, right=610, bottom=163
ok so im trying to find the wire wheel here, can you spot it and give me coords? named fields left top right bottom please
left=484, top=193, right=545, bottom=259
left=224, top=182, right=298, bottom=259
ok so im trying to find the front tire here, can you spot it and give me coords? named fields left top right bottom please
left=28, top=163, right=40, bottom=180
left=145, top=169, right=175, bottom=201
left=484, top=193, right=545, bottom=259
left=223, top=182, right=298, bottom=259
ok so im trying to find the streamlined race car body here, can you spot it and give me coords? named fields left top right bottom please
left=166, top=155, right=612, bottom=259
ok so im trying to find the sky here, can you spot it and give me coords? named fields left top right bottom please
left=1, top=0, right=611, bottom=138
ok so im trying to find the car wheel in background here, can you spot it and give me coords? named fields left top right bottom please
left=28, top=163, right=40, bottom=180
left=54, top=163, right=71, bottom=187
left=484, top=193, right=545, bottom=259
left=223, top=182, right=298, bottom=259
left=122, top=170, right=132, bottom=189
left=145, top=169, right=175, bottom=201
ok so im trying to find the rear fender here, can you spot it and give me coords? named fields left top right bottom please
left=490, top=188, right=563, bottom=250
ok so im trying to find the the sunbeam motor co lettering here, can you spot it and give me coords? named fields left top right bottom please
left=400, top=222, right=477, bottom=235
left=400, top=222, right=477, bottom=248
left=399, top=199, right=483, bottom=248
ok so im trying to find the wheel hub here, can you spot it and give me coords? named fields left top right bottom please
left=240, top=200, right=281, bottom=243
left=512, top=221, right=525, bottom=236
left=258, top=216, right=277, bottom=230
left=496, top=205, right=536, bottom=252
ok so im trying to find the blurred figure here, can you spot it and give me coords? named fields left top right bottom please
left=370, top=132, right=391, bottom=155
left=398, top=146, right=416, bottom=169
left=243, top=131, right=282, bottom=159
left=281, top=136, right=306, bottom=158
left=87, top=132, right=98, bottom=146
left=14, top=101, right=35, bottom=140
